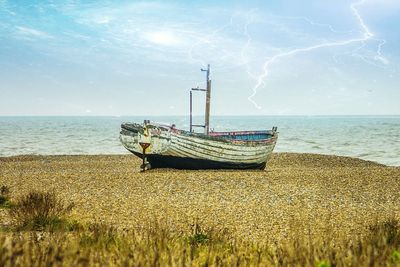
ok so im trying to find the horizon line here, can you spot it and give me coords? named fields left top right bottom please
left=1, top=114, right=400, bottom=117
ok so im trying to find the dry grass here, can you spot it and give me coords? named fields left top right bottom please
left=0, top=153, right=399, bottom=265
left=0, top=216, right=399, bottom=266
left=8, top=191, right=74, bottom=231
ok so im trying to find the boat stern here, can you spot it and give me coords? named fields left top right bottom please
left=119, top=120, right=171, bottom=156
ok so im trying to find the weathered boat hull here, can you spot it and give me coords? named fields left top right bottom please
left=120, top=122, right=278, bottom=170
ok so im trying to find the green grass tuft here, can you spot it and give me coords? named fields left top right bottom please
left=316, top=260, right=331, bottom=267
left=0, top=185, right=12, bottom=208
left=79, top=223, right=121, bottom=250
left=187, top=223, right=210, bottom=246
left=391, top=250, right=400, bottom=264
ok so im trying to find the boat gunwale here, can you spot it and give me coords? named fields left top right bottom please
left=120, top=122, right=277, bottom=144
left=176, top=131, right=277, bottom=145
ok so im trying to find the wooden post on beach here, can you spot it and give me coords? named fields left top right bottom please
left=203, top=64, right=211, bottom=135
left=190, top=91, right=193, bottom=132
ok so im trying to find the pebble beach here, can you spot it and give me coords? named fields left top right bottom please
left=1, top=153, right=399, bottom=243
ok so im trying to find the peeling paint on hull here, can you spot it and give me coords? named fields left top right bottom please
left=120, top=122, right=278, bottom=170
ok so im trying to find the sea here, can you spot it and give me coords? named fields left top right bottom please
left=0, top=116, right=399, bottom=166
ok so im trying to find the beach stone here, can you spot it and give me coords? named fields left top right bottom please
left=0, top=153, right=399, bottom=243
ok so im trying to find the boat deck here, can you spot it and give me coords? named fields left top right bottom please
left=210, top=131, right=273, bottom=141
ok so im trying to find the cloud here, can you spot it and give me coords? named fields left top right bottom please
left=15, top=26, right=52, bottom=39
left=365, top=0, right=400, bottom=9
left=2, top=0, right=397, bottom=115
left=93, top=16, right=112, bottom=25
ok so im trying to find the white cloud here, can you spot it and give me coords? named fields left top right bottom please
left=15, top=26, right=52, bottom=39
left=374, top=55, right=389, bottom=65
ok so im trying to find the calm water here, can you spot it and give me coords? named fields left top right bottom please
left=0, top=116, right=399, bottom=166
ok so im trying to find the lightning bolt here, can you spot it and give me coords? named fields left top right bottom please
left=247, top=0, right=387, bottom=109
left=375, top=39, right=388, bottom=64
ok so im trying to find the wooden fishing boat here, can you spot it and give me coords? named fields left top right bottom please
left=120, top=65, right=278, bottom=170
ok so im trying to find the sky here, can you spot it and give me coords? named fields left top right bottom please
left=0, top=0, right=399, bottom=116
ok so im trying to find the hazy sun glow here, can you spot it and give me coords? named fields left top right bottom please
left=143, top=31, right=181, bottom=46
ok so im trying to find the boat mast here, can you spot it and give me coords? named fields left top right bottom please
left=189, top=64, right=211, bottom=135
left=202, top=64, right=211, bottom=135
